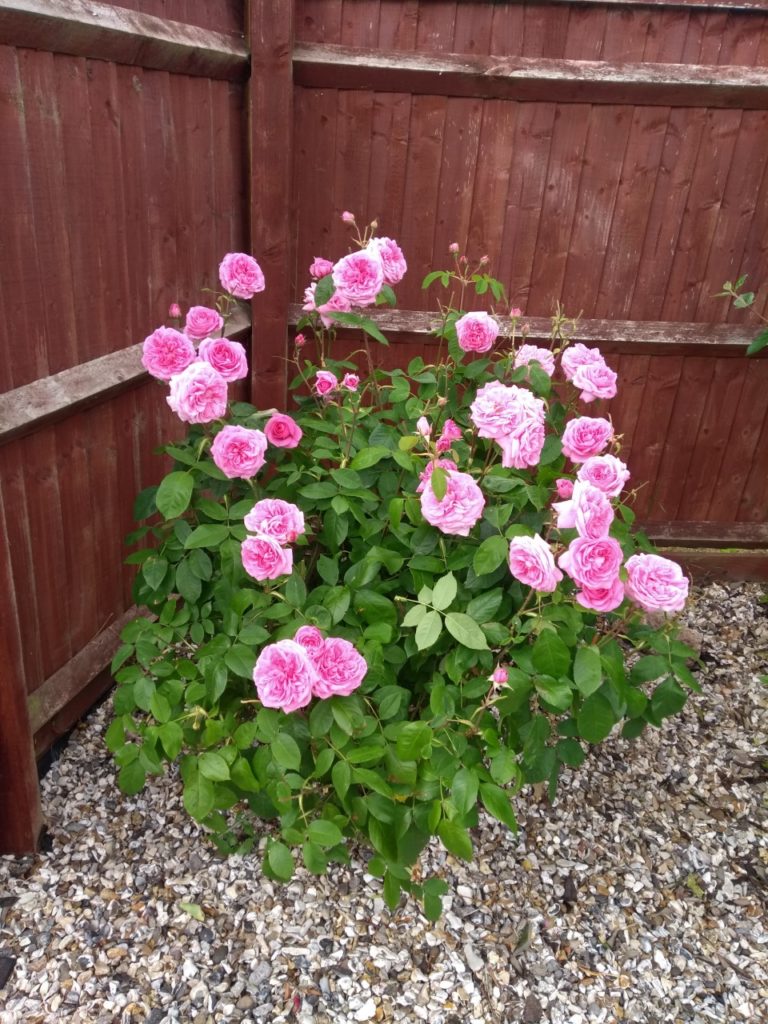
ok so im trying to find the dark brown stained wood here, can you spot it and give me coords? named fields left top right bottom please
left=0, top=0, right=249, bottom=81
left=297, top=0, right=343, bottom=44
left=737, top=400, right=768, bottom=522
left=544, top=0, right=768, bottom=11
left=333, top=88, right=376, bottom=247
left=0, top=307, right=251, bottom=445
left=27, top=608, right=140, bottom=734
left=249, top=0, right=294, bottom=410
left=293, top=43, right=768, bottom=109
left=432, top=96, right=483, bottom=271
left=465, top=99, right=518, bottom=274
left=662, top=549, right=768, bottom=583
left=341, top=0, right=381, bottom=47
left=377, top=0, right=419, bottom=50
left=643, top=520, right=768, bottom=547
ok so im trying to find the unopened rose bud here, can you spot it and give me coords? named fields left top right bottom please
left=294, top=332, right=306, bottom=348
left=168, top=302, right=181, bottom=318
left=555, top=478, right=574, bottom=499
left=416, top=416, right=431, bottom=438
left=521, top=322, right=530, bottom=336
left=460, top=255, right=468, bottom=264
left=341, top=210, right=355, bottom=224
left=370, top=220, right=378, bottom=231
left=449, top=242, right=459, bottom=254
left=436, top=396, right=448, bottom=407
left=480, top=254, right=489, bottom=265
left=490, top=666, right=508, bottom=685
left=510, top=307, right=522, bottom=318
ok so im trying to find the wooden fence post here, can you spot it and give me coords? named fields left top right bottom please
left=248, top=0, right=294, bottom=411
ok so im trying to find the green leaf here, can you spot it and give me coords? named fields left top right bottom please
left=179, top=902, right=204, bottom=921
left=225, top=644, right=256, bottom=680
left=747, top=328, right=768, bottom=356
left=307, top=820, right=344, bottom=847
left=317, top=555, right=339, bottom=587
left=473, top=535, right=508, bottom=576
left=576, top=693, right=615, bottom=744
left=299, top=481, right=337, bottom=500
left=350, top=446, right=390, bottom=470
left=535, top=676, right=573, bottom=712
left=437, top=820, right=473, bottom=861
left=185, top=524, right=230, bottom=549
left=175, top=559, right=202, bottom=604
left=267, top=840, right=294, bottom=882
left=445, top=612, right=488, bottom=650
left=422, top=269, right=450, bottom=289
left=396, top=722, right=433, bottom=761
left=466, top=589, right=503, bottom=623
left=332, top=760, right=351, bottom=800
left=183, top=765, right=215, bottom=820
left=133, top=676, right=155, bottom=712
left=118, top=759, right=146, bottom=796
left=230, top=756, right=260, bottom=792
left=630, top=655, right=669, bottom=686
left=451, top=768, right=479, bottom=817
left=415, top=610, right=442, bottom=651
left=149, top=692, right=171, bottom=724
left=431, top=572, right=457, bottom=612
left=142, top=556, right=168, bottom=591
left=302, top=841, right=328, bottom=875
left=199, top=751, right=230, bottom=781
left=556, top=737, right=585, bottom=767
left=531, top=631, right=571, bottom=677
left=430, top=466, right=448, bottom=501
left=156, top=471, right=194, bottom=520
left=285, top=573, right=307, bottom=608
left=650, top=677, right=687, bottom=720
left=272, top=732, right=302, bottom=772
left=573, top=646, right=602, bottom=697
left=480, top=783, right=518, bottom=831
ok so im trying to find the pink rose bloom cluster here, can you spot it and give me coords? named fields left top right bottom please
left=436, top=419, right=462, bottom=453
left=219, top=252, right=265, bottom=299
left=455, top=311, right=499, bottom=354
left=265, top=413, right=302, bottom=448
left=420, top=467, right=485, bottom=536
left=561, top=343, right=617, bottom=403
left=470, top=381, right=546, bottom=469
left=253, top=627, right=368, bottom=712
left=241, top=498, right=304, bottom=582
left=514, top=344, right=555, bottom=377
left=508, top=534, right=562, bottom=593
left=211, top=425, right=267, bottom=479
left=561, top=416, right=613, bottom=462
left=184, top=305, right=223, bottom=342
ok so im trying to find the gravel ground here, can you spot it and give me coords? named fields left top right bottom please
left=1, top=581, right=766, bottom=1024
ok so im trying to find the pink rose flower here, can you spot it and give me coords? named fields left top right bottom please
left=508, top=534, right=563, bottom=593
left=141, top=327, right=196, bottom=381
left=219, top=252, right=265, bottom=298
left=241, top=534, right=293, bottom=581
left=295, top=332, right=306, bottom=348
left=420, top=469, right=485, bottom=536
left=265, top=413, right=302, bottom=448
left=168, top=302, right=181, bottom=318
left=167, top=362, right=228, bottom=423
left=553, top=481, right=614, bottom=540
left=571, top=360, right=618, bottom=403
left=342, top=373, right=360, bottom=392
left=436, top=418, right=462, bottom=453
left=576, top=578, right=625, bottom=613
left=416, top=416, right=431, bottom=438
left=558, top=536, right=623, bottom=590
left=302, top=283, right=317, bottom=312
left=367, top=236, right=407, bottom=285
left=184, top=305, right=224, bottom=341
left=198, top=337, right=248, bottom=382
left=449, top=242, right=459, bottom=254
left=309, top=257, right=334, bottom=279
left=470, top=381, right=545, bottom=440
left=514, top=344, right=555, bottom=377
left=455, top=311, right=500, bottom=353
left=210, top=425, right=267, bottom=479
left=510, top=307, right=522, bottom=318
left=556, top=478, right=574, bottom=499
left=315, top=370, right=338, bottom=397
left=341, top=210, right=355, bottom=223
left=490, top=666, right=508, bottom=685
left=625, top=554, right=689, bottom=614
left=294, top=625, right=325, bottom=661
left=497, top=421, right=546, bottom=471
left=317, top=289, right=353, bottom=328
left=312, top=637, right=368, bottom=699
left=577, top=455, right=630, bottom=498
left=244, top=498, right=305, bottom=544
left=561, top=416, right=613, bottom=462
left=332, top=250, right=384, bottom=306
left=253, top=639, right=316, bottom=713
left=416, top=457, right=457, bottom=494
left=560, top=343, right=603, bottom=380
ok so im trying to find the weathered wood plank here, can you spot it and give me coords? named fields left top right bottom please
left=541, top=1, right=766, bottom=11
left=0, top=0, right=249, bottom=81
left=293, top=43, right=768, bottom=109
left=642, top=520, right=768, bottom=547
left=660, top=548, right=768, bottom=584
left=0, top=307, right=251, bottom=445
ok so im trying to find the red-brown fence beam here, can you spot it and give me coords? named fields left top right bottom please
left=540, top=0, right=766, bottom=10
left=293, top=44, right=768, bottom=110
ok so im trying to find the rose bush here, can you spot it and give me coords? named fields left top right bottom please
left=108, top=217, right=699, bottom=919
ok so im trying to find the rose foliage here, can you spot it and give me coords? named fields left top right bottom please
left=108, top=222, right=699, bottom=919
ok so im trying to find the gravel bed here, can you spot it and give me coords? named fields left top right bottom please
left=1, top=581, right=766, bottom=1024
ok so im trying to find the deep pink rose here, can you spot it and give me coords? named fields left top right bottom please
left=416, top=457, right=457, bottom=494
left=367, top=237, right=407, bottom=285
left=490, top=666, right=508, bottom=685
left=265, top=413, right=302, bottom=448
left=317, top=289, right=353, bottom=328
left=332, top=250, right=384, bottom=306
left=167, top=362, right=228, bottom=423
left=141, top=327, right=196, bottom=381
left=556, top=478, right=574, bottom=499
left=625, top=554, right=689, bottom=614
left=508, top=534, right=563, bottom=593
left=577, top=455, right=630, bottom=498
left=210, top=425, right=267, bottom=479
left=184, top=305, right=223, bottom=341
left=514, top=344, right=555, bottom=377
left=253, top=639, right=315, bottom=713
left=309, top=257, right=334, bottom=279
left=510, top=307, right=522, bottom=318
left=244, top=498, right=305, bottom=544
left=553, top=481, right=614, bottom=540
left=455, top=311, right=499, bottom=353
left=436, top=418, right=462, bottom=453
left=198, top=337, right=248, bottom=382
left=312, top=637, right=368, bottom=698
left=342, top=373, right=360, bottom=392
left=576, top=578, right=625, bottom=613
left=294, top=625, right=325, bottom=661
left=420, top=469, right=485, bottom=536
left=241, top=534, right=293, bottom=581
left=571, top=360, right=618, bottom=403
left=295, top=332, right=306, bottom=348
left=558, top=536, right=623, bottom=590
left=219, top=252, right=265, bottom=298
left=561, top=416, right=613, bottom=462
left=315, top=370, right=338, bottom=397
left=168, top=302, right=181, bottom=318
left=560, top=343, right=603, bottom=380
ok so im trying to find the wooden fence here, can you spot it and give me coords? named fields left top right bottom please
left=1, top=0, right=767, bottom=853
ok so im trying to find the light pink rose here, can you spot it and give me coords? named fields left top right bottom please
left=367, top=236, right=407, bottom=285
left=416, top=457, right=457, bottom=494
left=514, top=344, right=555, bottom=377
left=167, top=362, right=228, bottom=423
left=420, top=469, right=485, bottom=536
left=416, top=416, right=431, bottom=437
left=219, top=252, right=265, bottom=298
left=210, top=425, right=267, bottom=479
left=455, top=311, right=499, bottom=353
left=198, top=337, right=248, bottom=382
left=470, top=381, right=545, bottom=441
left=294, top=625, right=325, bottom=661
left=253, top=639, right=316, bottom=713
left=571, top=360, right=618, bottom=403
left=317, top=289, right=352, bottom=328
left=303, top=283, right=317, bottom=312
left=497, top=421, right=546, bottom=470
left=553, top=481, right=614, bottom=540
left=342, top=373, right=360, bottom=392
left=312, top=637, right=368, bottom=699
left=341, top=210, right=355, bottom=223
left=332, top=250, right=384, bottom=306
left=184, top=305, right=223, bottom=341
left=577, top=455, right=630, bottom=498
left=510, top=307, right=522, bottom=318
left=315, top=370, right=338, bottom=397
left=560, top=343, right=603, bottom=380
left=241, top=534, right=293, bottom=581
left=556, top=478, right=574, bottom=499
left=449, top=242, right=459, bottom=254
left=490, top=666, right=508, bottom=685
left=168, top=302, right=181, bottom=318
left=141, top=327, right=196, bottom=381
left=625, top=554, right=689, bottom=614
left=558, top=536, right=623, bottom=590
left=436, top=418, right=462, bottom=453
left=508, top=534, right=563, bottom=593
left=244, top=498, right=305, bottom=544
left=576, top=578, right=625, bottom=613
left=561, top=416, right=613, bottom=462
left=265, top=413, right=302, bottom=448
left=309, top=257, right=334, bottom=279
